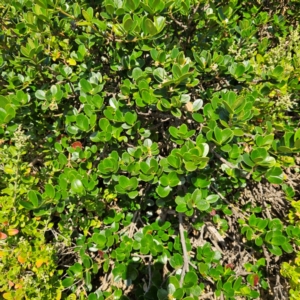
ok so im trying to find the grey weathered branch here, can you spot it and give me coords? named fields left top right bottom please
left=179, top=213, right=189, bottom=287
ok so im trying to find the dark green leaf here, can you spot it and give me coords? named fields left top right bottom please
left=271, top=236, right=286, bottom=246
left=62, top=277, right=74, bottom=288
left=80, top=79, right=92, bottom=93
left=268, top=245, right=282, bottom=256
left=19, top=200, right=35, bottom=210
left=28, top=190, right=39, bottom=208
left=265, top=167, right=283, bottom=184
left=45, top=183, right=55, bottom=198
left=169, top=253, right=183, bottom=269
left=281, top=242, right=293, bottom=253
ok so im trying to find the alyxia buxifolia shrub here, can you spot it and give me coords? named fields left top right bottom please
left=0, top=0, right=300, bottom=299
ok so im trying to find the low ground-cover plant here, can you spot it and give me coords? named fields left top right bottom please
left=0, top=0, right=300, bottom=299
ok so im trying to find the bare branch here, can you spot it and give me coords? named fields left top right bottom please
left=179, top=213, right=189, bottom=287
left=210, top=185, right=246, bottom=220
left=169, top=14, right=188, bottom=30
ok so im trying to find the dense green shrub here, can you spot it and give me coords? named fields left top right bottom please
left=0, top=0, right=300, bottom=299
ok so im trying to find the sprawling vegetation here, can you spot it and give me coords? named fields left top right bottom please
left=0, top=0, right=300, bottom=299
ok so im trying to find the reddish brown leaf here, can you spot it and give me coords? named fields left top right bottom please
left=225, top=263, right=234, bottom=270
left=253, top=274, right=259, bottom=286
left=71, top=141, right=83, bottom=149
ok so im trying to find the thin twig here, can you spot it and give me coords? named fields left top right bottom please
left=169, top=13, right=188, bottom=29
left=210, top=186, right=247, bottom=220
left=188, top=2, right=201, bottom=28
left=211, top=149, right=238, bottom=170
left=189, top=261, right=197, bottom=269
left=145, top=255, right=152, bottom=293
left=209, top=237, right=224, bottom=254
left=160, top=269, right=176, bottom=287
left=129, top=210, right=139, bottom=238
left=206, top=222, right=226, bottom=244
left=179, top=213, right=189, bottom=287
left=210, top=147, right=247, bottom=178
left=68, top=80, right=77, bottom=98
left=200, top=224, right=205, bottom=243
left=136, top=109, right=151, bottom=116
left=262, top=245, right=271, bottom=270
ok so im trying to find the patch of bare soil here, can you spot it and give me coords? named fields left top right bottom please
left=213, top=166, right=299, bottom=299
left=189, top=159, right=300, bottom=300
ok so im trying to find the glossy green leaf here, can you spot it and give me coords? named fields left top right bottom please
left=62, top=277, right=74, bottom=288
left=99, top=118, right=111, bottom=131
left=71, top=179, right=84, bottom=194
left=76, top=114, right=89, bottom=131
left=153, top=68, right=167, bottom=82
left=169, top=253, right=183, bottom=269
left=268, top=245, right=282, bottom=256
left=271, top=66, right=284, bottom=78
left=271, top=235, right=286, bottom=245
left=196, top=200, right=210, bottom=211
left=45, top=184, right=55, bottom=198
left=35, top=90, right=46, bottom=100
left=80, top=79, right=92, bottom=93
left=82, top=7, right=93, bottom=22
left=265, top=167, right=283, bottom=184
left=156, top=185, right=172, bottom=198
left=123, top=14, right=133, bottom=32
left=184, top=271, right=198, bottom=287
left=19, top=200, right=35, bottom=210
left=28, top=190, right=39, bottom=208
left=92, top=233, right=107, bottom=248
left=144, top=18, right=157, bottom=35
left=125, top=112, right=137, bottom=125
left=88, top=294, right=98, bottom=300
left=250, top=147, right=268, bottom=163
left=192, top=99, right=203, bottom=111
left=281, top=242, right=293, bottom=253
left=154, top=16, right=165, bottom=32
left=69, top=263, right=83, bottom=276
